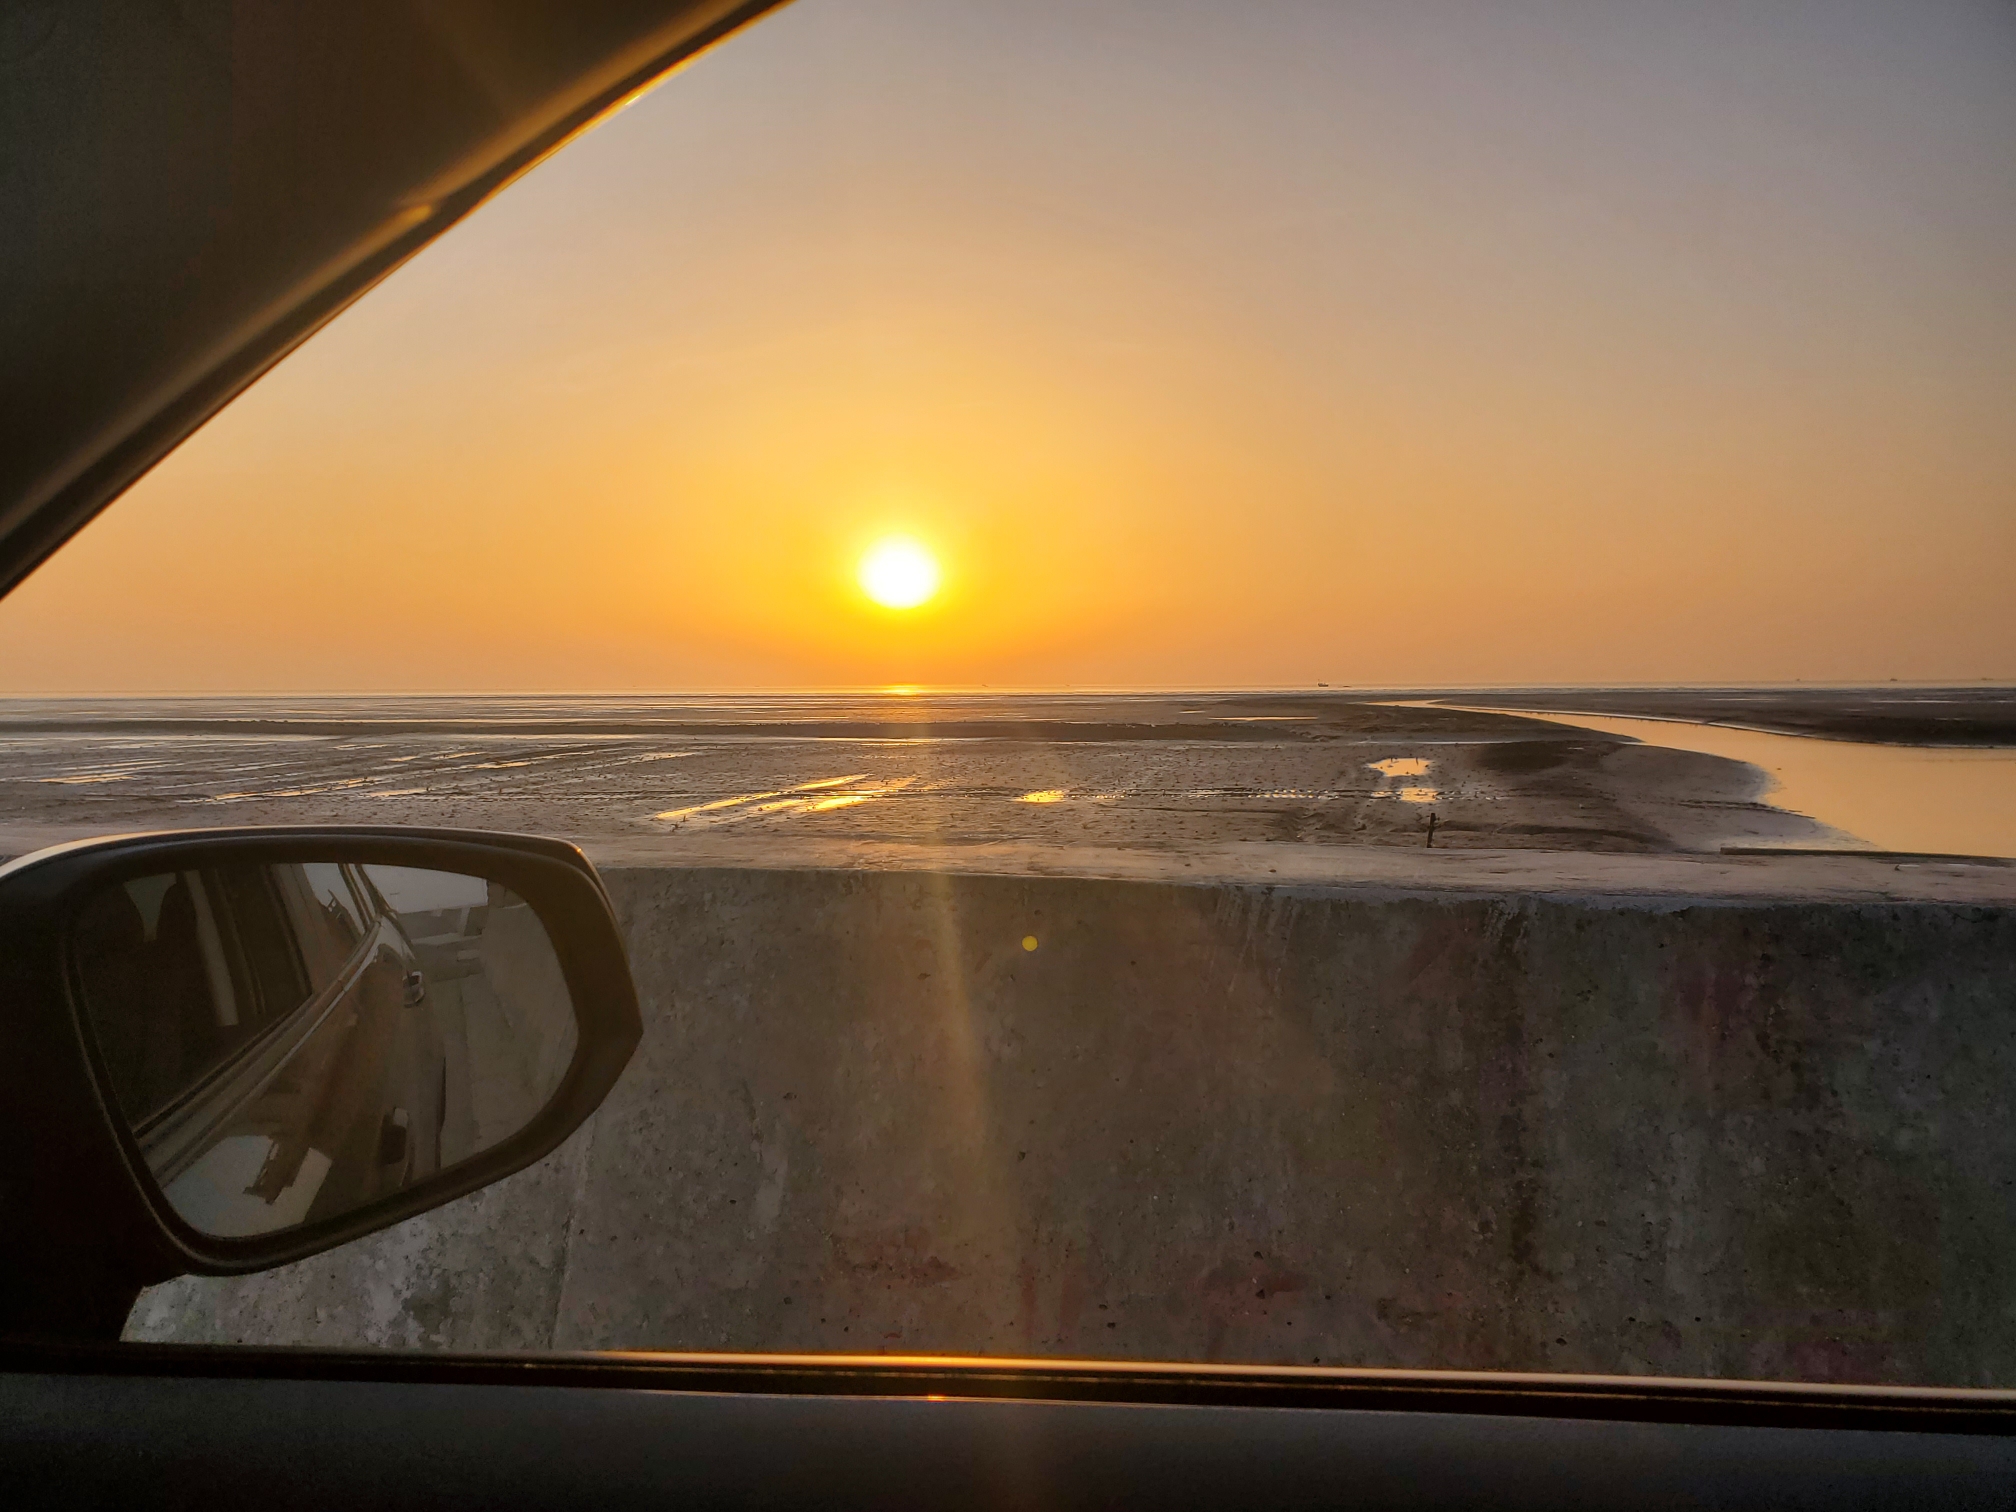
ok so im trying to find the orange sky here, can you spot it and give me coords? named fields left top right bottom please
left=2, top=0, right=2012, bottom=692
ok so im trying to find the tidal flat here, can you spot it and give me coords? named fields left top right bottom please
left=1, top=689, right=2011, bottom=894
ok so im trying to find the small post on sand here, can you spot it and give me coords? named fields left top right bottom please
left=1425, top=812, right=1437, bottom=848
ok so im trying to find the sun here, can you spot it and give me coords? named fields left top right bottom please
left=858, top=537, right=941, bottom=609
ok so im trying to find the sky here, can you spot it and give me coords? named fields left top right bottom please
left=2, top=0, right=2012, bottom=692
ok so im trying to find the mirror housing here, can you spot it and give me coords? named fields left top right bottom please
left=0, top=827, right=640, bottom=1339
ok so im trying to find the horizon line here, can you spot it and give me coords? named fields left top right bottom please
left=0, top=679, right=2011, bottom=701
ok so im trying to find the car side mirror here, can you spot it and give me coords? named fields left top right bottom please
left=0, top=827, right=641, bottom=1339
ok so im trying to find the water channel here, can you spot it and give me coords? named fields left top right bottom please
left=1462, top=706, right=2016, bottom=860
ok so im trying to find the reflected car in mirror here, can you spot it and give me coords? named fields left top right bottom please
left=0, top=827, right=640, bottom=1336
left=72, top=862, right=581, bottom=1240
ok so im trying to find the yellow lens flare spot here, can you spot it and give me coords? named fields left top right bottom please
left=1022, top=935, right=1039, bottom=952
left=858, top=538, right=941, bottom=609
left=1016, top=789, right=1066, bottom=804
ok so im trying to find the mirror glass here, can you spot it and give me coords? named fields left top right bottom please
left=69, top=862, right=580, bottom=1238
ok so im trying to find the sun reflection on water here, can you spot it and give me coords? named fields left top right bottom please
left=1366, top=756, right=1439, bottom=803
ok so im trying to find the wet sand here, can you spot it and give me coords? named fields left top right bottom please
left=0, top=692, right=1818, bottom=857
left=1, top=691, right=2008, bottom=888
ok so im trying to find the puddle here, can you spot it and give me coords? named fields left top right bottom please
left=1368, top=758, right=1431, bottom=779
left=1460, top=706, right=2016, bottom=859
left=205, top=775, right=386, bottom=802
left=653, top=774, right=911, bottom=830
left=1367, top=756, right=1439, bottom=804
left=654, top=773, right=866, bottom=823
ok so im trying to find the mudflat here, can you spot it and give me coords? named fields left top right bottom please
left=1, top=690, right=2010, bottom=902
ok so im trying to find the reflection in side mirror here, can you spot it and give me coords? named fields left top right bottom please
left=70, top=863, right=579, bottom=1239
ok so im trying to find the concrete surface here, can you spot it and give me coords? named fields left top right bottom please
left=128, top=856, right=2016, bottom=1386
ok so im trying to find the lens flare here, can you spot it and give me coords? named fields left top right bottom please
left=859, top=538, right=940, bottom=609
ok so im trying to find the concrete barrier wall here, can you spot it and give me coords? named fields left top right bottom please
left=129, top=866, right=2016, bottom=1385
